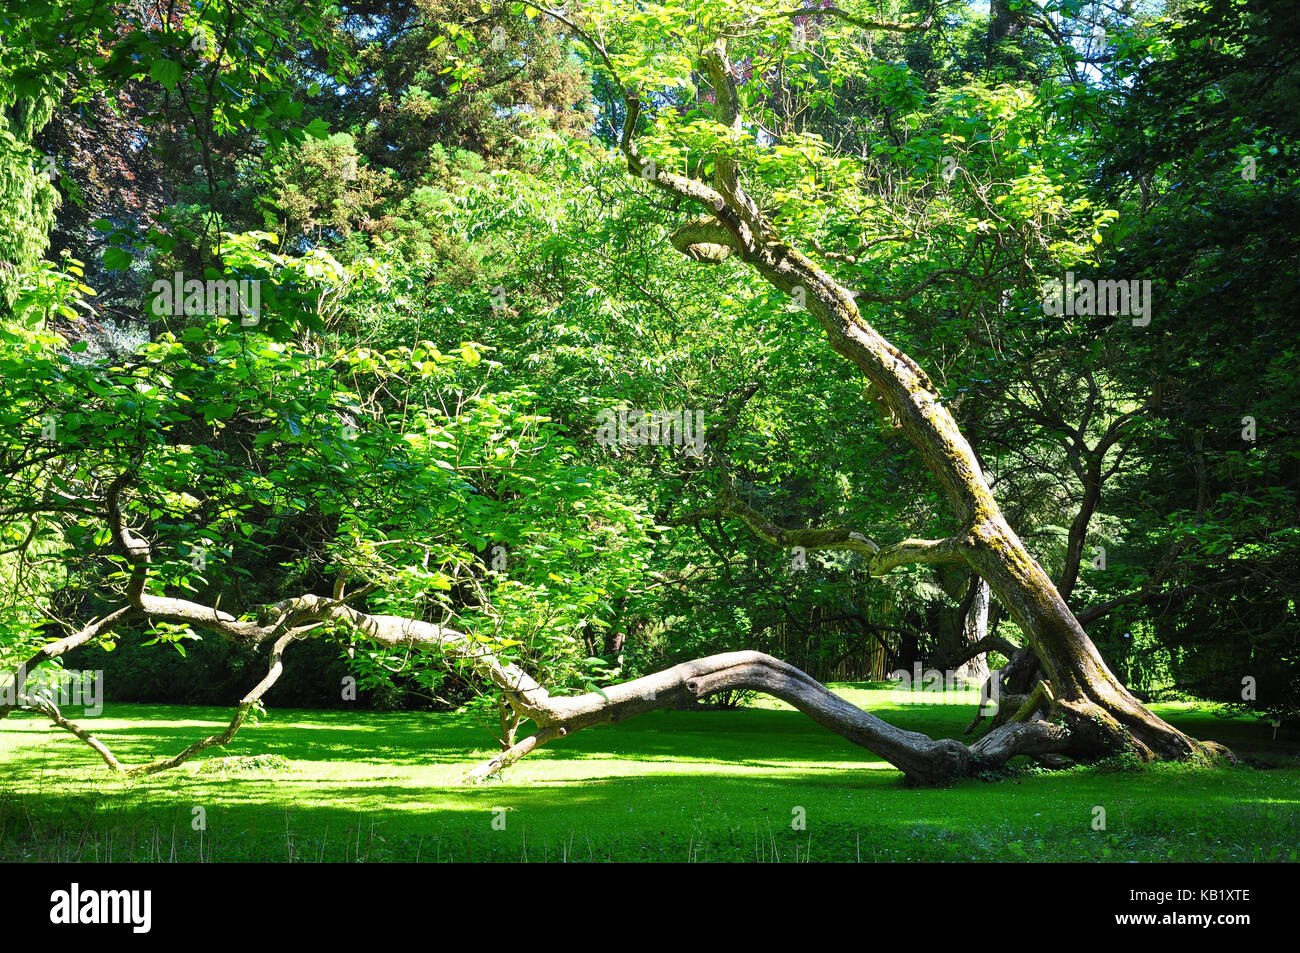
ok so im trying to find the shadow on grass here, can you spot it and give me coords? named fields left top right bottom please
left=2, top=697, right=1293, bottom=784
left=2, top=759, right=1297, bottom=862
left=2, top=699, right=1298, bottom=862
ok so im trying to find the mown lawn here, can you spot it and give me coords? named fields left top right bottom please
left=1, top=685, right=1296, bottom=862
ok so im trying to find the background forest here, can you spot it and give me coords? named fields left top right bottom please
left=1, top=0, right=1297, bottom=756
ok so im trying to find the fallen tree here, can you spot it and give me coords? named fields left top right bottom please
left=1, top=517, right=1071, bottom=784
left=515, top=3, right=1230, bottom=771
left=0, top=451, right=1228, bottom=783
left=0, top=1, right=1236, bottom=786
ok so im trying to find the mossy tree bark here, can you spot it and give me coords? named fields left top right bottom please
left=572, top=21, right=1216, bottom=767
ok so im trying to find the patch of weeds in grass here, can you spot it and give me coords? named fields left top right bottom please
left=192, top=754, right=297, bottom=776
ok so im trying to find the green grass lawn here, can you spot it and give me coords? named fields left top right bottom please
left=2, top=685, right=1297, bottom=862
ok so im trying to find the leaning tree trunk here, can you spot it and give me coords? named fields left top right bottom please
left=759, top=244, right=1197, bottom=760
left=604, top=34, right=1210, bottom=766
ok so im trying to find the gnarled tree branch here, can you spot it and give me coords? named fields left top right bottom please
left=674, top=486, right=967, bottom=576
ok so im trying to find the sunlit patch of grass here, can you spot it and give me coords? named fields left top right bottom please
left=1, top=688, right=1296, bottom=862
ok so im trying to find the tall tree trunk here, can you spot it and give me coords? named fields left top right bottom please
left=1059, top=466, right=1103, bottom=603
left=986, top=0, right=1028, bottom=80
left=957, top=577, right=991, bottom=686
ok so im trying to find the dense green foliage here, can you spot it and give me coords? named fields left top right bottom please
left=1, top=0, right=1297, bottom=765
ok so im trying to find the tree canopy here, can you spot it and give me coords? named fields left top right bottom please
left=1, top=0, right=1295, bottom=783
